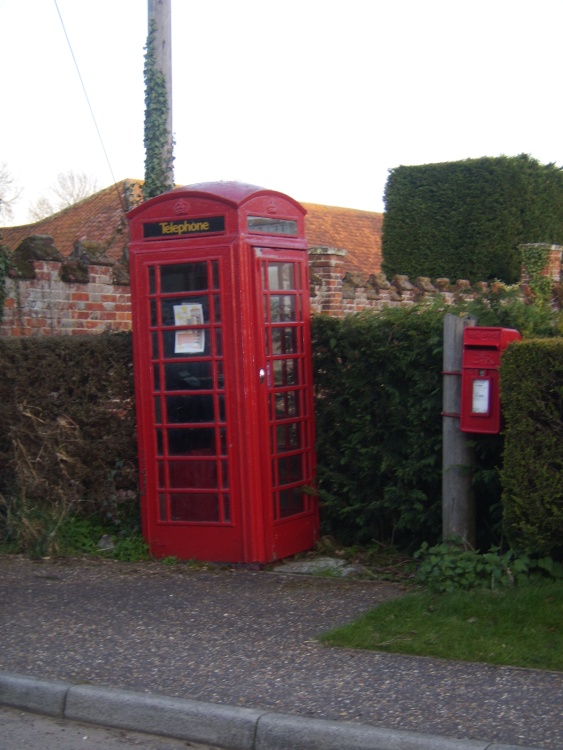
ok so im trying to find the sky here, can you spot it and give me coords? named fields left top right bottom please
left=1, top=0, right=562, bottom=226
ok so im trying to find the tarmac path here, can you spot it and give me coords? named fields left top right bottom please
left=0, top=555, right=561, bottom=749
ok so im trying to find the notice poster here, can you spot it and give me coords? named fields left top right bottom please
left=472, top=379, right=490, bottom=415
left=173, top=303, right=205, bottom=354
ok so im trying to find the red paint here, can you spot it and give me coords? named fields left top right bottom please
left=127, top=183, right=318, bottom=563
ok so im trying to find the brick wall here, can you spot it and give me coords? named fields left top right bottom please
left=0, top=260, right=131, bottom=337
left=1, top=240, right=562, bottom=336
left=309, top=244, right=563, bottom=316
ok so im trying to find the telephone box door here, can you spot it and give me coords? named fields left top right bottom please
left=255, top=247, right=318, bottom=560
left=131, top=247, right=245, bottom=562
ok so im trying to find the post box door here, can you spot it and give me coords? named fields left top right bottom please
left=132, top=247, right=245, bottom=562
left=254, top=247, right=318, bottom=560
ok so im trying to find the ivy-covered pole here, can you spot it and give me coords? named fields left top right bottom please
left=144, top=0, right=174, bottom=199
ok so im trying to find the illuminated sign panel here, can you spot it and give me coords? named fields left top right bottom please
left=247, top=216, right=298, bottom=235
left=143, top=216, right=225, bottom=239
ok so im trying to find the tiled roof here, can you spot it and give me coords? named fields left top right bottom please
left=0, top=180, right=140, bottom=263
left=1, top=181, right=382, bottom=275
left=303, top=203, right=382, bottom=275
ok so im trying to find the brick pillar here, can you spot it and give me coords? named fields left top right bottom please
left=520, top=243, right=563, bottom=284
left=308, top=247, right=347, bottom=316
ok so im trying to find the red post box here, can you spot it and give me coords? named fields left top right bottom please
left=127, top=182, right=319, bottom=564
left=460, top=326, right=521, bottom=434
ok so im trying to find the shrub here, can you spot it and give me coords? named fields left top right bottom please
left=501, top=338, right=563, bottom=555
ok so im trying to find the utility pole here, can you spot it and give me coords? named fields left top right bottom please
left=442, top=313, right=476, bottom=547
left=145, top=0, right=174, bottom=195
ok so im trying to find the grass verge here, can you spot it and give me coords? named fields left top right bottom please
left=319, top=581, right=563, bottom=671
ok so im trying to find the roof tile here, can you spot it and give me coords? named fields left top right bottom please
left=1, top=181, right=382, bottom=275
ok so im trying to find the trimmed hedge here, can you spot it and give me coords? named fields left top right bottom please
left=1, top=296, right=561, bottom=556
left=382, top=154, right=563, bottom=284
left=312, top=305, right=446, bottom=548
left=501, top=339, right=563, bottom=555
left=0, top=333, right=137, bottom=525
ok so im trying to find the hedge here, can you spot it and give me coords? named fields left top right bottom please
left=0, top=333, right=138, bottom=526
left=382, top=154, right=563, bottom=284
left=501, top=338, right=563, bottom=555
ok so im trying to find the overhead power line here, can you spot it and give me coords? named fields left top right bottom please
left=53, top=0, right=128, bottom=214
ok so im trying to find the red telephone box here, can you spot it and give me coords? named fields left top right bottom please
left=460, top=326, right=521, bottom=434
left=127, top=182, right=318, bottom=563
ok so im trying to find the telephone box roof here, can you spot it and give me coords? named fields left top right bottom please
left=153, top=181, right=305, bottom=213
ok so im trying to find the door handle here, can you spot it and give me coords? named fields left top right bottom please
left=259, top=368, right=265, bottom=383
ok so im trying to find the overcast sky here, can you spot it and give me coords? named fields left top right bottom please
left=1, top=0, right=562, bottom=225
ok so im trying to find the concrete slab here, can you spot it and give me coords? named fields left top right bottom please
left=272, top=556, right=362, bottom=577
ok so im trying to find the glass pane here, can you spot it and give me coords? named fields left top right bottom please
left=168, top=461, right=218, bottom=489
left=156, top=429, right=163, bottom=455
left=219, top=428, right=227, bottom=455
left=221, top=461, right=229, bottom=489
left=218, top=395, right=226, bottom=422
left=223, top=494, right=231, bottom=522
left=163, top=330, right=210, bottom=358
left=272, top=327, right=297, bottom=354
left=270, top=295, right=296, bottom=323
left=273, top=359, right=298, bottom=386
left=214, top=328, right=223, bottom=357
left=268, top=263, right=295, bottom=291
left=160, top=296, right=208, bottom=326
left=211, top=260, right=219, bottom=290
left=152, top=332, right=159, bottom=359
left=166, top=395, right=214, bottom=423
left=150, top=299, right=157, bottom=326
left=170, top=493, right=220, bottom=522
left=278, top=455, right=303, bottom=485
left=213, top=295, right=221, bottom=323
left=159, top=493, right=167, bottom=520
left=279, top=488, right=305, bottom=518
left=154, top=397, right=162, bottom=423
left=277, top=423, right=301, bottom=452
left=167, top=428, right=215, bottom=455
left=161, top=263, right=208, bottom=293
left=164, top=362, right=213, bottom=391
left=157, top=461, right=165, bottom=487
left=149, top=266, right=156, bottom=294
left=216, top=361, right=224, bottom=389
left=153, top=364, right=161, bottom=391
left=275, top=391, right=299, bottom=419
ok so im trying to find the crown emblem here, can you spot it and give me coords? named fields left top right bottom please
left=173, top=199, right=191, bottom=215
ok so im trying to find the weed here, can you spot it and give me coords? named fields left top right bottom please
left=111, top=535, right=150, bottom=562
left=414, top=541, right=563, bottom=593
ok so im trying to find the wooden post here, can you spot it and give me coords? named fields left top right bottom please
left=442, top=314, right=476, bottom=546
